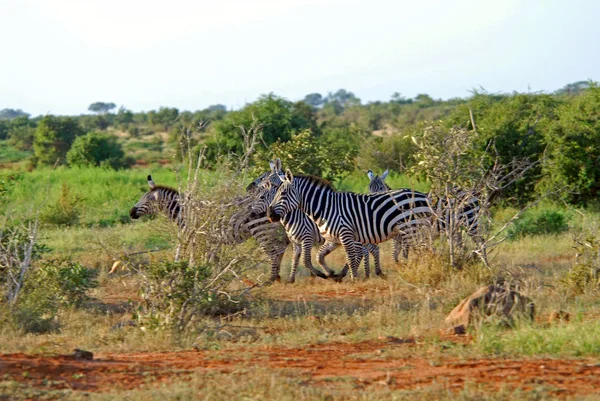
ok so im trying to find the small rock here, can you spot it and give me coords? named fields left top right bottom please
left=73, top=349, right=93, bottom=360
left=548, top=310, right=570, bottom=324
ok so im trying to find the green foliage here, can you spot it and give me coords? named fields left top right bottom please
left=34, top=257, right=99, bottom=307
left=209, top=94, right=317, bottom=160
left=541, top=84, right=600, bottom=204
left=507, top=209, right=570, bottom=240
left=257, top=127, right=359, bottom=182
left=356, top=133, right=416, bottom=173
left=448, top=92, right=559, bottom=201
left=40, top=183, right=82, bottom=226
left=5, top=115, right=36, bottom=151
left=135, top=261, right=247, bottom=330
left=3, top=257, right=98, bottom=333
left=0, top=140, right=32, bottom=163
left=148, top=107, right=179, bottom=130
left=66, top=131, right=133, bottom=169
left=33, top=115, right=84, bottom=166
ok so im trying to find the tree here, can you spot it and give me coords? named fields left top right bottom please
left=391, top=92, right=412, bottom=104
left=0, top=109, right=30, bottom=120
left=303, top=93, right=324, bottom=108
left=114, top=106, right=134, bottom=126
left=88, top=102, right=117, bottom=114
left=206, top=104, right=227, bottom=112
left=555, top=81, right=591, bottom=96
left=541, top=84, right=600, bottom=204
left=66, top=132, right=132, bottom=169
left=209, top=94, right=317, bottom=161
left=148, top=107, right=179, bottom=130
left=324, top=89, right=361, bottom=108
left=33, top=116, right=84, bottom=166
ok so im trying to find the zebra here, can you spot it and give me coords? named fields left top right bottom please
left=267, top=170, right=434, bottom=279
left=368, top=169, right=486, bottom=261
left=367, top=169, right=407, bottom=263
left=130, top=175, right=181, bottom=223
left=129, top=175, right=291, bottom=283
left=250, top=161, right=377, bottom=281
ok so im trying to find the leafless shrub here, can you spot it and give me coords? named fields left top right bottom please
left=134, top=121, right=267, bottom=330
left=409, top=122, right=539, bottom=268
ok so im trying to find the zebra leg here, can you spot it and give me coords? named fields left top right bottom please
left=392, top=237, right=402, bottom=263
left=267, top=250, right=284, bottom=283
left=362, top=246, right=370, bottom=279
left=288, top=243, right=302, bottom=284
left=317, top=241, right=339, bottom=278
left=366, top=243, right=383, bottom=277
left=340, top=234, right=362, bottom=280
left=301, top=240, right=328, bottom=280
left=302, top=240, right=327, bottom=282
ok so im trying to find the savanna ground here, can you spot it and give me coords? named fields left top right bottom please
left=2, top=168, right=600, bottom=401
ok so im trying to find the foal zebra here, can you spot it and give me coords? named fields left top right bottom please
left=268, top=170, right=434, bottom=279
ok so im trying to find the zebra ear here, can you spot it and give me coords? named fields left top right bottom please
left=275, top=158, right=282, bottom=171
left=381, top=169, right=389, bottom=180
left=269, top=160, right=276, bottom=172
left=367, top=170, right=375, bottom=181
left=147, top=175, right=156, bottom=189
left=284, top=168, right=294, bottom=184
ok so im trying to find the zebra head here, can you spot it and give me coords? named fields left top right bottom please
left=250, top=180, right=277, bottom=216
left=267, top=169, right=300, bottom=223
left=129, top=175, right=179, bottom=220
left=367, top=169, right=390, bottom=193
left=246, top=158, right=283, bottom=194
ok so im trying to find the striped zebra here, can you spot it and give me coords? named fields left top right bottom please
left=267, top=170, right=434, bottom=279
left=129, top=175, right=291, bottom=283
left=367, top=169, right=407, bottom=263
left=250, top=160, right=378, bottom=281
left=252, top=179, right=381, bottom=282
left=130, top=175, right=181, bottom=223
left=368, top=169, right=486, bottom=260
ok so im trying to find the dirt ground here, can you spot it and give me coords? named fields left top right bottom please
left=2, top=337, right=600, bottom=398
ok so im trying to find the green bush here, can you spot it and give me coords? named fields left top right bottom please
left=66, top=132, right=133, bottom=169
left=33, top=115, right=84, bottom=166
left=40, top=182, right=82, bottom=226
left=561, top=232, right=600, bottom=294
left=135, top=261, right=248, bottom=331
left=3, top=257, right=97, bottom=333
left=33, top=257, right=98, bottom=307
left=507, top=209, right=569, bottom=240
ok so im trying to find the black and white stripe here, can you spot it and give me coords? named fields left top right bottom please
left=130, top=175, right=182, bottom=223
left=267, top=171, right=434, bottom=279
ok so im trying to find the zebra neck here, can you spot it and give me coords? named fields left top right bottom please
left=296, top=177, right=336, bottom=224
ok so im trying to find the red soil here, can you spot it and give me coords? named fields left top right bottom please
left=2, top=338, right=600, bottom=398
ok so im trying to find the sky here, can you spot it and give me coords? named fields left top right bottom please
left=0, top=0, right=598, bottom=116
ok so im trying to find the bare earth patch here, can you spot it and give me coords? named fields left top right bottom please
left=2, top=339, right=600, bottom=398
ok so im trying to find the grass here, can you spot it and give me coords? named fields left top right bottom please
left=2, top=165, right=600, bottom=399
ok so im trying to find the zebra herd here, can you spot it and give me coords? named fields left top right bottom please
left=129, top=159, right=484, bottom=282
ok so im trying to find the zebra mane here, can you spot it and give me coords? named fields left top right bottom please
left=295, top=174, right=334, bottom=190
left=150, top=185, right=179, bottom=194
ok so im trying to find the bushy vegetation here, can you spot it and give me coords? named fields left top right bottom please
left=66, top=132, right=133, bottom=169
left=507, top=209, right=570, bottom=240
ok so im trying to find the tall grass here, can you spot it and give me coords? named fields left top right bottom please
left=2, top=166, right=231, bottom=226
